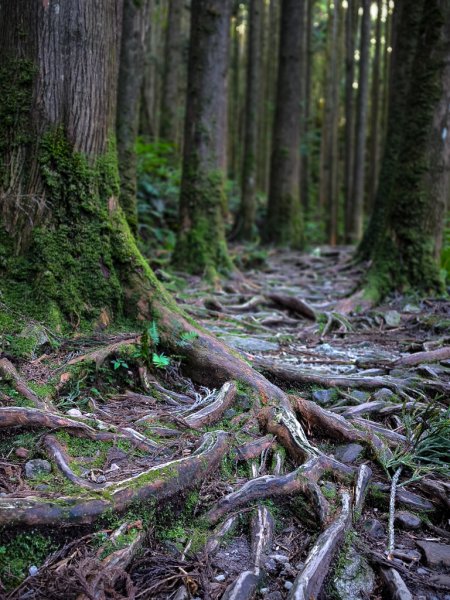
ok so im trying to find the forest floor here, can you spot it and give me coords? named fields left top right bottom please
left=0, top=246, right=449, bottom=599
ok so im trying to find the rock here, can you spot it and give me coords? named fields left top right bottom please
left=395, top=511, right=421, bottom=530
left=267, top=593, right=283, bottom=600
left=396, top=490, right=434, bottom=512
left=372, top=388, right=394, bottom=402
left=35, top=484, right=50, bottom=491
left=416, top=541, right=450, bottom=568
left=403, top=304, right=420, bottom=313
left=109, top=463, right=120, bottom=472
left=264, top=558, right=277, bottom=574
left=333, top=443, right=364, bottom=464
left=284, top=581, right=293, bottom=591
left=96, top=474, right=106, bottom=484
left=429, top=574, right=450, bottom=589
left=349, top=390, right=370, bottom=402
left=29, top=565, right=38, bottom=577
left=312, top=389, right=336, bottom=405
left=67, top=408, right=83, bottom=417
left=222, top=335, right=278, bottom=353
left=269, top=553, right=289, bottom=564
left=362, top=518, right=385, bottom=539
left=332, top=547, right=375, bottom=600
left=24, top=459, right=51, bottom=479
left=15, top=447, right=29, bottom=458
left=384, top=310, right=401, bottom=328
left=214, top=574, right=226, bottom=582
left=380, top=567, right=412, bottom=600
left=260, top=588, right=269, bottom=595
left=223, top=408, right=237, bottom=419
left=18, top=324, right=49, bottom=354
left=173, top=586, right=189, bottom=600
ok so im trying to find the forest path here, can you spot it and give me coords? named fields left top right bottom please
left=1, top=246, right=449, bottom=599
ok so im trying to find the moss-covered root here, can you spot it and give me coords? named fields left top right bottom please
left=0, top=431, right=229, bottom=527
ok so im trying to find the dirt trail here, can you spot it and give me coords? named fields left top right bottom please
left=0, top=246, right=449, bottom=599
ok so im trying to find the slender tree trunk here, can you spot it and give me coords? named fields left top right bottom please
left=367, top=0, right=383, bottom=212
left=367, top=0, right=448, bottom=297
left=173, top=0, right=233, bottom=275
left=265, top=0, right=303, bottom=247
left=235, top=0, right=263, bottom=240
left=344, top=0, right=358, bottom=241
left=117, top=0, right=151, bottom=235
left=349, top=0, right=371, bottom=243
left=301, top=0, right=315, bottom=218
left=358, top=0, right=425, bottom=260
left=160, top=0, right=184, bottom=144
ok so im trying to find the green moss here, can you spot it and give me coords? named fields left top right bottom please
left=0, top=530, right=56, bottom=591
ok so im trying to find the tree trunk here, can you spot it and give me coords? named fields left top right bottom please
left=348, top=0, right=371, bottom=243
left=300, top=0, right=315, bottom=219
left=344, top=0, right=358, bottom=241
left=117, top=0, right=151, bottom=235
left=265, top=0, right=303, bottom=247
left=358, top=0, right=425, bottom=260
left=366, top=0, right=448, bottom=297
left=235, top=0, right=263, bottom=241
left=160, top=0, right=184, bottom=144
left=367, top=0, right=383, bottom=212
left=172, top=0, right=233, bottom=275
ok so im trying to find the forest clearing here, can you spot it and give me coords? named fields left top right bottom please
left=0, top=0, right=449, bottom=599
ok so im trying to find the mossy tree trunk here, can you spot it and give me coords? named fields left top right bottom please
left=117, top=0, right=151, bottom=235
left=160, top=0, right=184, bottom=145
left=358, top=0, right=425, bottom=260
left=235, top=0, right=263, bottom=241
left=366, top=0, right=449, bottom=297
left=172, top=0, right=233, bottom=276
left=265, top=0, right=303, bottom=248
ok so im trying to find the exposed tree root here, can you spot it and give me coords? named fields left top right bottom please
left=0, top=358, right=47, bottom=409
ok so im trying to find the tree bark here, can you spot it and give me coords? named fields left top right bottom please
left=348, top=0, right=371, bottom=243
left=235, top=0, right=263, bottom=241
left=344, top=0, right=358, bottom=241
left=160, top=0, right=184, bottom=144
left=366, top=0, right=448, bottom=296
left=172, top=0, right=233, bottom=275
left=265, top=0, right=303, bottom=248
left=357, top=0, right=425, bottom=260
left=117, top=0, right=151, bottom=235
left=367, top=0, right=383, bottom=212
left=300, top=0, right=315, bottom=218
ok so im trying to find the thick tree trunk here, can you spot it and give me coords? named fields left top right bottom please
left=172, top=0, right=233, bottom=275
left=358, top=0, right=425, bottom=260
left=228, top=6, right=243, bottom=184
left=366, top=0, right=448, bottom=297
left=160, top=0, right=184, bottom=144
left=300, top=0, right=314, bottom=218
left=367, top=0, right=383, bottom=213
left=265, top=0, right=303, bottom=248
left=235, top=0, right=263, bottom=241
left=344, top=0, right=358, bottom=241
left=117, top=0, right=151, bottom=234
left=348, top=0, right=371, bottom=243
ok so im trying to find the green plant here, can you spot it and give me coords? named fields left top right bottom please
left=0, top=531, right=56, bottom=590
left=111, top=357, right=129, bottom=370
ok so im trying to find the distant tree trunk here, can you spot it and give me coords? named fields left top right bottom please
left=380, top=0, right=392, bottom=159
left=348, top=0, right=371, bottom=243
left=366, top=0, right=449, bottom=297
left=344, top=0, right=358, bottom=241
left=117, top=0, right=151, bottom=235
left=257, top=0, right=280, bottom=195
left=300, top=0, right=315, bottom=218
left=235, top=0, right=263, bottom=241
left=160, top=0, right=184, bottom=144
left=358, top=0, right=425, bottom=260
left=265, top=0, right=303, bottom=247
left=173, top=0, right=233, bottom=275
left=367, top=0, right=383, bottom=212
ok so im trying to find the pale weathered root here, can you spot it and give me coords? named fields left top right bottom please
left=380, top=567, right=413, bottom=600
left=353, top=464, right=372, bottom=519
left=221, top=505, right=274, bottom=600
left=67, top=337, right=140, bottom=368
left=204, top=455, right=354, bottom=527
left=0, top=406, right=159, bottom=451
left=393, top=345, right=450, bottom=367
left=288, top=492, right=352, bottom=600
left=205, top=515, right=239, bottom=556
left=0, top=431, right=229, bottom=527
left=43, top=434, right=106, bottom=491
left=185, top=381, right=237, bottom=429
left=0, top=358, right=47, bottom=409
left=264, top=293, right=316, bottom=320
